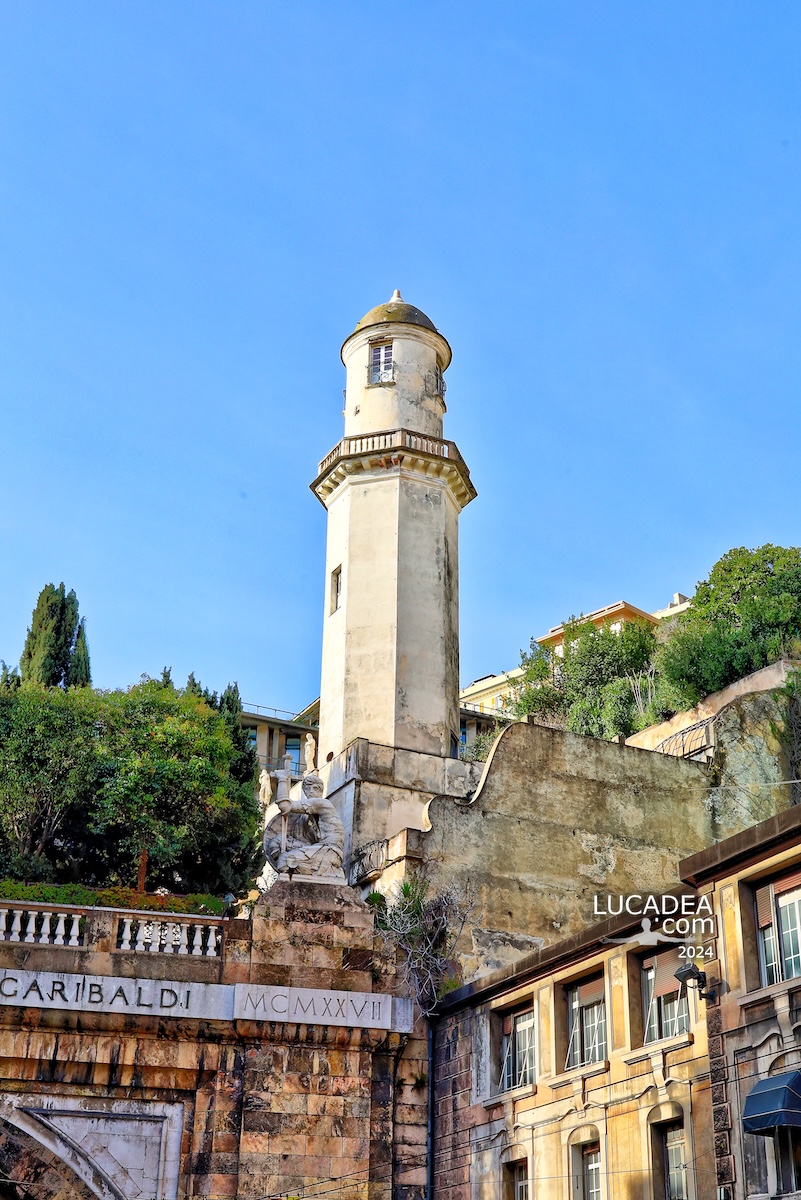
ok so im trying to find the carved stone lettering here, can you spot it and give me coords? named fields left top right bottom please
left=0, top=969, right=408, bottom=1032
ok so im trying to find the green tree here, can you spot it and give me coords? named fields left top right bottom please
left=659, top=544, right=801, bottom=706
left=0, top=664, right=20, bottom=693
left=510, top=618, right=660, bottom=739
left=0, top=679, right=260, bottom=894
left=19, top=584, right=90, bottom=688
left=173, top=676, right=260, bottom=891
left=0, top=684, right=101, bottom=869
left=67, top=621, right=91, bottom=687
left=87, top=678, right=258, bottom=892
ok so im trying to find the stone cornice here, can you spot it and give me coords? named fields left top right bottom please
left=311, top=428, right=477, bottom=509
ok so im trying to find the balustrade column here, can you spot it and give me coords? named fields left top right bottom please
left=119, top=917, right=133, bottom=950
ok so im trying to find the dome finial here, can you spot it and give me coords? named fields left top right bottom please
left=390, top=288, right=403, bottom=301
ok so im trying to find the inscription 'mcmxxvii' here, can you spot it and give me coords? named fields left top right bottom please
left=0, top=969, right=402, bottom=1030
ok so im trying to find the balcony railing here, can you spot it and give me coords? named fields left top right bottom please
left=116, top=914, right=223, bottom=957
left=318, top=429, right=465, bottom=477
left=367, top=364, right=395, bottom=385
left=0, top=905, right=86, bottom=946
left=258, top=754, right=303, bottom=777
left=0, top=902, right=224, bottom=959
left=242, top=703, right=305, bottom=721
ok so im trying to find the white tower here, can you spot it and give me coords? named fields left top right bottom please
left=313, top=291, right=476, bottom=763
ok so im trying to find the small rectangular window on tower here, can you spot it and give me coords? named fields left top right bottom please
left=330, top=566, right=342, bottom=614
left=369, top=342, right=393, bottom=384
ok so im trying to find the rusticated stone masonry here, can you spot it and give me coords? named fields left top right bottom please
left=0, top=881, right=425, bottom=1200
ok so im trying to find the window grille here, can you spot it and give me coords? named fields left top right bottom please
left=434, top=364, right=447, bottom=397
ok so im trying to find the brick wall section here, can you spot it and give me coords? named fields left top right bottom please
left=433, top=1010, right=476, bottom=1200
left=393, top=1027, right=430, bottom=1200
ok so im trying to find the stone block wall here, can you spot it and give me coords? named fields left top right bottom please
left=0, top=881, right=424, bottom=1200
left=432, top=1011, right=475, bottom=1200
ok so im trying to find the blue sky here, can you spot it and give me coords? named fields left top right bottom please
left=2, top=3, right=801, bottom=712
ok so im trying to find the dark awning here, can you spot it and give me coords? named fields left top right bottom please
left=743, top=1072, right=801, bottom=1135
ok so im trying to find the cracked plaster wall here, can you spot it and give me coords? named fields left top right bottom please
left=422, top=722, right=715, bottom=979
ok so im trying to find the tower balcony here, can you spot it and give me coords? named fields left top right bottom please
left=311, top=427, right=477, bottom=509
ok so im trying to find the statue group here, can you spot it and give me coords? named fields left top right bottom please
left=258, top=735, right=346, bottom=884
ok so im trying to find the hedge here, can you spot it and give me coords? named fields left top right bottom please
left=0, top=881, right=224, bottom=915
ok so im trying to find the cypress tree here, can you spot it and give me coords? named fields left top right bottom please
left=67, top=620, right=91, bottom=688
left=20, top=584, right=90, bottom=688
left=218, top=682, right=258, bottom=785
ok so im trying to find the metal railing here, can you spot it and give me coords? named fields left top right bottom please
left=367, top=364, right=396, bottom=385
left=242, top=703, right=305, bottom=721
left=258, top=754, right=303, bottom=776
left=654, top=718, right=715, bottom=761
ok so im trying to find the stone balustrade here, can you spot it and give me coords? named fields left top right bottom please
left=116, top=913, right=222, bottom=957
left=0, top=905, right=85, bottom=947
left=0, top=902, right=224, bottom=959
left=317, top=427, right=464, bottom=475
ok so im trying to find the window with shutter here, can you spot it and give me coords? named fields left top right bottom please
left=642, top=950, right=689, bottom=1044
left=566, top=976, right=607, bottom=1069
left=499, top=1009, right=536, bottom=1091
left=756, top=869, right=801, bottom=986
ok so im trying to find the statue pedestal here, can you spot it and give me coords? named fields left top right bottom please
left=250, top=879, right=381, bottom=992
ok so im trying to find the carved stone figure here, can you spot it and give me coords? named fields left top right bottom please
left=263, top=772, right=345, bottom=883
left=304, top=732, right=317, bottom=776
left=258, top=768, right=272, bottom=808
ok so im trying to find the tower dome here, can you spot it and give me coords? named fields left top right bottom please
left=352, top=289, right=438, bottom=336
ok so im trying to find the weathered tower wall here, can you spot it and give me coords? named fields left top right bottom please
left=314, top=293, right=475, bottom=767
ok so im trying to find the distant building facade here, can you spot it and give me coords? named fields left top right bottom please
left=433, top=899, right=713, bottom=1200
left=681, top=806, right=801, bottom=1200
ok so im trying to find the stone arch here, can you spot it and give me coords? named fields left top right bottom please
left=646, top=1100, right=684, bottom=1126
left=499, top=1142, right=529, bottom=1165
left=0, top=1101, right=128, bottom=1200
left=0, top=1116, right=102, bottom=1200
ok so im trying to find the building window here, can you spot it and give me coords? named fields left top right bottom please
left=580, top=1144, right=602, bottom=1200
left=643, top=949, right=690, bottom=1043
left=369, top=342, right=393, bottom=384
left=775, top=1127, right=801, bottom=1193
left=505, top=1161, right=528, bottom=1200
left=285, top=736, right=302, bottom=775
left=330, top=566, right=342, bottom=614
left=434, top=364, right=447, bottom=397
left=756, top=870, right=801, bottom=985
left=661, top=1118, right=690, bottom=1195
left=566, top=977, right=607, bottom=1069
left=500, top=1009, right=536, bottom=1091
